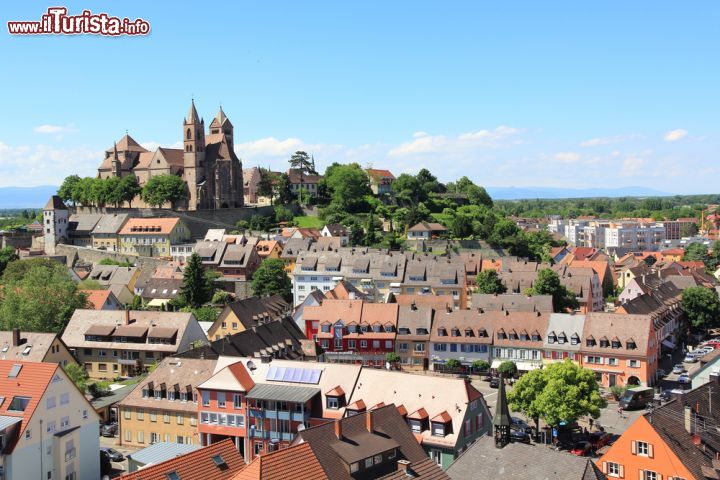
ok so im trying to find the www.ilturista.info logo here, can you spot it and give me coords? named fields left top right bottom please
left=8, top=7, right=150, bottom=36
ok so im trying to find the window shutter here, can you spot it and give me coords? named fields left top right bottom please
left=602, top=462, right=607, bottom=474
left=648, top=443, right=654, bottom=458
left=627, top=359, right=632, bottom=366
left=631, top=440, right=637, bottom=455
left=638, top=471, right=644, bottom=480
left=619, top=464, right=624, bottom=478
left=657, top=475, right=662, bottom=480
left=584, top=356, right=589, bottom=363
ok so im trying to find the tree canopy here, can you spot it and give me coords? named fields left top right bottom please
left=177, top=253, right=214, bottom=308
left=475, top=269, right=507, bottom=294
left=508, top=360, right=606, bottom=427
left=141, top=174, right=188, bottom=208
left=526, top=268, right=579, bottom=312
left=251, top=258, right=292, bottom=301
left=682, top=287, right=720, bottom=330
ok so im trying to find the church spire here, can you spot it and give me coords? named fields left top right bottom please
left=186, top=99, right=201, bottom=124
left=215, top=105, right=228, bottom=125
left=493, top=374, right=511, bottom=448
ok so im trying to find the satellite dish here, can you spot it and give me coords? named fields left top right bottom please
left=246, top=360, right=256, bottom=370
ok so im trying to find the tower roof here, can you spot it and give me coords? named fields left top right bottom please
left=105, top=134, right=148, bottom=154
left=186, top=99, right=201, bottom=124
left=493, top=374, right=511, bottom=427
left=209, top=107, right=233, bottom=129
left=45, top=195, right=67, bottom=210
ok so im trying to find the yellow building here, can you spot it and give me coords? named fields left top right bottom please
left=91, top=213, right=130, bottom=252
left=206, top=295, right=290, bottom=341
left=117, top=357, right=216, bottom=448
left=118, top=217, right=191, bottom=259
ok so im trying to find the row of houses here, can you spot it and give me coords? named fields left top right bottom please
left=116, top=354, right=490, bottom=470
left=303, top=297, right=678, bottom=388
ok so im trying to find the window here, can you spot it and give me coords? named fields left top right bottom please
left=385, top=340, right=392, bottom=349
left=430, top=449, right=442, bottom=466
left=124, top=429, right=131, bottom=442
left=46, top=421, right=56, bottom=433
left=254, top=442, right=264, bottom=455
left=218, top=392, right=226, bottom=408
left=98, top=363, right=107, bottom=372
left=432, top=422, right=445, bottom=436
left=163, top=413, right=170, bottom=423
left=409, top=419, right=422, bottom=433
left=334, top=338, right=342, bottom=349
left=61, top=416, right=69, bottom=428
left=202, top=391, right=210, bottom=406
left=374, top=454, right=382, bottom=465
left=627, top=359, right=640, bottom=368
left=365, top=458, right=374, bottom=468
left=633, top=440, right=651, bottom=457
left=60, top=393, right=70, bottom=405
left=608, top=358, right=619, bottom=366
left=641, top=471, right=657, bottom=480
left=234, top=394, right=243, bottom=409
left=124, top=409, right=131, bottom=420
left=360, top=340, right=367, bottom=348
left=137, top=409, right=144, bottom=420
left=190, top=415, right=197, bottom=426
left=348, top=340, right=357, bottom=349
left=137, top=431, right=144, bottom=443
left=350, top=463, right=359, bottom=473
left=464, top=419, right=472, bottom=437
left=46, top=396, right=56, bottom=409
left=150, top=411, right=157, bottom=422
left=327, top=397, right=340, bottom=409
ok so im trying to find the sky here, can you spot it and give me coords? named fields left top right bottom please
left=0, top=1, right=718, bottom=194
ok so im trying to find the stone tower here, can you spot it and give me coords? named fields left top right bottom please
left=209, top=107, right=233, bottom=150
left=183, top=99, right=206, bottom=210
left=43, top=195, right=68, bottom=255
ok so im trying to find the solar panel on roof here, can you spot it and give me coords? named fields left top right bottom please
left=265, top=366, right=322, bottom=384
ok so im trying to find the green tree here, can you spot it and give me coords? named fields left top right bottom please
left=248, top=214, right=271, bottom=232
left=497, top=360, right=518, bottom=377
left=211, top=289, right=232, bottom=305
left=363, top=213, right=379, bottom=246
left=0, top=247, right=19, bottom=277
left=475, top=269, right=507, bottom=294
left=527, top=268, right=579, bottom=312
left=178, top=253, right=213, bottom=308
left=2, top=257, right=59, bottom=283
left=289, top=151, right=314, bottom=204
left=445, top=359, right=461, bottom=370
left=251, top=258, right=292, bottom=300
left=118, top=174, right=141, bottom=208
left=683, top=243, right=709, bottom=265
left=77, top=279, right=104, bottom=290
left=141, top=174, right=188, bottom=208
left=72, top=177, right=96, bottom=206
left=508, top=360, right=606, bottom=429
left=183, top=305, right=220, bottom=323
left=682, top=287, right=720, bottom=329
left=257, top=168, right=276, bottom=204
left=63, top=363, right=89, bottom=393
left=274, top=205, right=294, bottom=223
left=324, top=163, right=372, bottom=212
left=274, top=173, right=295, bottom=205
left=58, top=175, right=81, bottom=206
left=392, top=174, right=423, bottom=205
left=0, top=260, right=87, bottom=333
left=385, top=352, right=401, bottom=364
left=472, top=359, right=490, bottom=372
left=450, top=213, right=474, bottom=239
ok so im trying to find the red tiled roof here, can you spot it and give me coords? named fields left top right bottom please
left=367, top=169, right=395, bottom=181
left=326, top=386, right=345, bottom=397
left=231, top=442, right=328, bottom=480
left=408, top=407, right=429, bottom=420
left=119, top=439, right=244, bottom=480
left=119, top=217, right=180, bottom=235
left=431, top=411, right=452, bottom=423
left=79, top=289, right=112, bottom=310
left=347, top=399, right=366, bottom=411
left=0, top=360, right=61, bottom=452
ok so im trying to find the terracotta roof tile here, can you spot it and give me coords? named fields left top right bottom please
left=232, top=443, right=328, bottom=480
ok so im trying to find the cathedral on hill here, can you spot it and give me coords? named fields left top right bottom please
left=97, top=100, right=244, bottom=210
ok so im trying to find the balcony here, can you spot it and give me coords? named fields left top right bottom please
left=249, top=429, right=269, bottom=439
left=248, top=408, right=264, bottom=418
left=118, top=358, right=139, bottom=366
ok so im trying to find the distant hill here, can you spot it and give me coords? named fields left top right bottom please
left=0, top=185, right=59, bottom=209
left=486, top=186, right=673, bottom=200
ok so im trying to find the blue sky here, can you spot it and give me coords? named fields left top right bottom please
left=0, top=1, right=718, bottom=194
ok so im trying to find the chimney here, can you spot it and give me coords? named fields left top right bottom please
left=397, top=459, right=411, bottom=475
left=446, top=305, right=452, bottom=314
left=334, top=419, right=343, bottom=439
left=410, top=301, right=417, bottom=311
left=12, top=328, right=21, bottom=347
left=505, top=310, right=510, bottom=316
left=366, top=410, right=374, bottom=433
left=685, top=405, right=693, bottom=434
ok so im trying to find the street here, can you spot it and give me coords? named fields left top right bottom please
left=100, top=435, right=139, bottom=478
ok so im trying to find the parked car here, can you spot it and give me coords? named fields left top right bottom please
left=656, top=368, right=667, bottom=378
left=590, top=432, right=613, bottom=450
left=684, top=355, right=699, bottom=363
left=100, top=447, right=124, bottom=462
left=511, top=417, right=533, bottom=434
left=658, top=389, right=681, bottom=402
left=489, top=377, right=500, bottom=388
left=510, top=428, right=530, bottom=443
left=570, top=441, right=593, bottom=456
left=101, top=422, right=118, bottom=437
left=672, top=364, right=686, bottom=374
left=678, top=374, right=691, bottom=384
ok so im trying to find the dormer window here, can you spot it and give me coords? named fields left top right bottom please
left=497, top=330, right=507, bottom=340
left=373, top=325, right=381, bottom=333
left=327, top=396, right=340, bottom=409
left=478, top=328, right=488, bottom=338
left=571, top=334, right=580, bottom=345
left=431, top=422, right=446, bottom=437
left=531, top=333, right=541, bottom=342
left=548, top=333, right=557, bottom=344
left=586, top=337, right=596, bottom=347
left=600, top=337, right=610, bottom=348
left=348, top=324, right=358, bottom=333
left=437, top=328, right=447, bottom=337
left=416, top=328, right=428, bottom=335
left=451, top=328, right=460, bottom=337
left=558, top=334, right=567, bottom=344
left=398, top=327, right=410, bottom=335
left=627, top=340, right=637, bottom=350
left=520, top=331, right=529, bottom=341
left=611, top=338, right=621, bottom=349
left=509, top=330, right=518, bottom=340
left=360, top=325, right=368, bottom=333
left=464, top=328, right=473, bottom=337
left=320, top=324, right=331, bottom=333
left=384, top=325, right=394, bottom=333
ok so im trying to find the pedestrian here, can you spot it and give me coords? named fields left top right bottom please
left=589, top=417, right=594, bottom=430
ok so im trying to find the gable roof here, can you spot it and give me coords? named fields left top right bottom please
left=0, top=330, right=67, bottom=362
left=44, top=195, right=67, bottom=210
left=366, top=169, right=395, bottom=181
left=119, top=217, right=181, bottom=235
left=471, top=293, right=553, bottom=313
left=79, top=289, right=115, bottom=309
left=232, top=442, right=328, bottom=480
left=295, top=405, right=450, bottom=480
left=119, top=438, right=244, bottom=480
left=0, top=360, right=68, bottom=452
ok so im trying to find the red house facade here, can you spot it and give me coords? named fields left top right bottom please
left=304, top=300, right=399, bottom=367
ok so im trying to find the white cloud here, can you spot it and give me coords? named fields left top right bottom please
left=140, top=141, right=183, bottom=151
left=0, top=142, right=101, bottom=187
left=33, top=124, right=78, bottom=135
left=579, top=134, right=642, bottom=147
left=388, top=125, right=522, bottom=157
left=554, top=151, right=581, bottom=163
left=664, top=129, right=688, bottom=142
left=620, top=155, right=646, bottom=177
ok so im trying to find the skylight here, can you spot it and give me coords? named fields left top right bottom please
left=8, top=364, right=22, bottom=378
left=8, top=396, right=31, bottom=412
left=166, top=472, right=180, bottom=480
left=212, top=455, right=228, bottom=469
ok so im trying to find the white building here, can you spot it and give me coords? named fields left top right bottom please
left=605, top=223, right=665, bottom=251
left=0, top=360, right=100, bottom=480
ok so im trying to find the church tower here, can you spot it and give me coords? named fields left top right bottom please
left=209, top=107, right=233, bottom=150
left=43, top=195, right=68, bottom=255
left=493, top=374, right=511, bottom=449
left=183, top=99, right=206, bottom=210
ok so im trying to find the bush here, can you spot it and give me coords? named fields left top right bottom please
left=610, top=385, right=626, bottom=400
left=498, top=360, right=518, bottom=378
left=385, top=352, right=401, bottom=363
left=472, top=360, right=491, bottom=372
left=445, top=359, right=461, bottom=370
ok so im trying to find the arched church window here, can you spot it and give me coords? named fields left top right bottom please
left=186, top=128, right=192, bottom=140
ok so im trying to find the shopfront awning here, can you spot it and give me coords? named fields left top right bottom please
left=147, top=298, right=170, bottom=308
left=662, top=339, right=676, bottom=350
left=516, top=362, right=542, bottom=371
left=491, top=360, right=502, bottom=369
